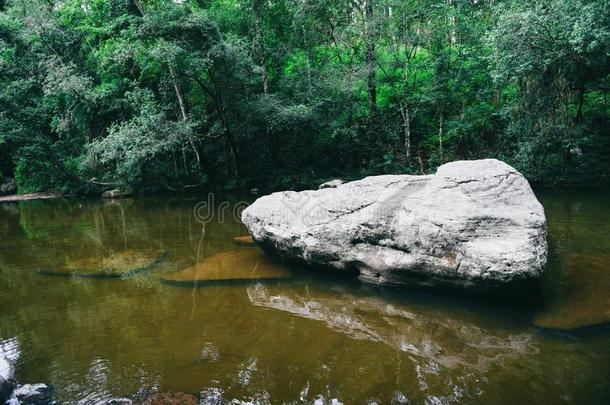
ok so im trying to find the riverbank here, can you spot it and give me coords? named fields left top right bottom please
left=0, top=192, right=62, bottom=203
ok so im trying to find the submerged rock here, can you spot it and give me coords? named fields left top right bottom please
left=39, top=250, right=167, bottom=279
left=160, top=249, right=291, bottom=286
left=533, top=254, right=610, bottom=330
left=232, top=235, right=256, bottom=246
left=242, top=159, right=547, bottom=290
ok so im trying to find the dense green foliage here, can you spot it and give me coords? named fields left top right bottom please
left=0, top=0, right=608, bottom=194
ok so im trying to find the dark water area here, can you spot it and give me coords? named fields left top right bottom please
left=0, top=190, right=609, bottom=404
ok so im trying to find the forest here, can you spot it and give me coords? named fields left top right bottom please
left=0, top=0, right=608, bottom=194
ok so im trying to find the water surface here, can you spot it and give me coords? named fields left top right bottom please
left=0, top=191, right=609, bottom=404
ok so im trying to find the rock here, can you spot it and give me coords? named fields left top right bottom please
left=533, top=254, right=610, bottom=330
left=102, top=188, right=133, bottom=199
left=318, top=179, right=344, bottom=189
left=106, top=398, right=133, bottom=405
left=0, top=178, right=16, bottom=195
left=232, top=235, right=256, bottom=246
left=199, top=388, right=224, bottom=405
left=39, top=250, right=168, bottom=279
left=6, top=383, right=53, bottom=405
left=160, top=249, right=291, bottom=287
left=141, top=392, right=198, bottom=405
left=0, top=375, right=13, bottom=404
left=242, top=159, right=547, bottom=290
left=0, top=338, right=18, bottom=403
left=392, top=391, right=411, bottom=405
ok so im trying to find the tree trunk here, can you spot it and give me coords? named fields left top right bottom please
left=225, top=133, right=241, bottom=180
left=169, top=63, right=215, bottom=181
left=575, top=86, right=585, bottom=123
left=365, top=0, right=377, bottom=153
left=253, top=0, right=269, bottom=94
left=404, top=106, right=411, bottom=163
left=253, top=0, right=280, bottom=169
left=169, top=64, right=188, bottom=121
left=132, top=0, right=144, bottom=16
left=302, top=22, right=313, bottom=97
left=401, top=43, right=418, bottom=166
left=216, top=94, right=241, bottom=180
left=438, top=112, right=444, bottom=162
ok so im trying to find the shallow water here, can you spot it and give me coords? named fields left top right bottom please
left=0, top=191, right=608, bottom=404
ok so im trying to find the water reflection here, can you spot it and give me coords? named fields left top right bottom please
left=247, top=283, right=538, bottom=371
left=0, top=193, right=608, bottom=404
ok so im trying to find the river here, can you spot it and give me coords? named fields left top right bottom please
left=0, top=190, right=608, bottom=404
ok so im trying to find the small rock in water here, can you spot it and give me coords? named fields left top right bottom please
left=242, top=159, right=547, bottom=292
left=102, top=188, right=133, bottom=199
left=106, top=398, right=133, bottom=405
left=533, top=254, right=610, bottom=330
left=0, top=338, right=18, bottom=403
left=7, top=383, right=53, bottom=405
left=199, top=388, right=223, bottom=405
left=424, top=397, right=446, bottom=405
left=232, top=236, right=256, bottom=246
left=318, top=179, right=344, bottom=189
left=142, top=392, right=198, bottom=405
left=392, top=391, right=411, bottom=404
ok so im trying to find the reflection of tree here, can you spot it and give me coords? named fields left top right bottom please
left=0, top=197, right=247, bottom=273
left=0, top=197, right=254, bottom=401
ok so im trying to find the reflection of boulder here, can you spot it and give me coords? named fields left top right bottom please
left=247, top=284, right=538, bottom=371
left=39, top=250, right=168, bottom=278
left=161, top=250, right=291, bottom=287
left=534, top=254, right=610, bottom=330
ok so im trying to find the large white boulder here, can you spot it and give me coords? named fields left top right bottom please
left=242, top=159, right=547, bottom=290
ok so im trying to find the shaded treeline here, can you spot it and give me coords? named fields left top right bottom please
left=0, top=0, right=608, bottom=193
